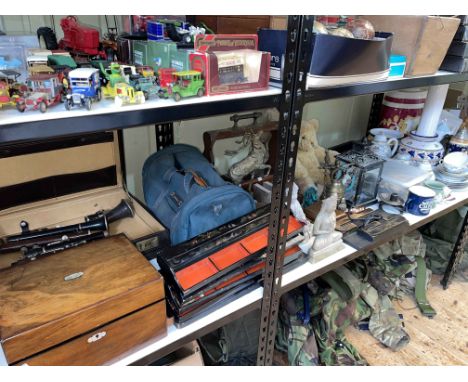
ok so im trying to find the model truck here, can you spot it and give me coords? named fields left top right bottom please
left=16, top=73, right=64, bottom=113
left=65, top=68, right=101, bottom=110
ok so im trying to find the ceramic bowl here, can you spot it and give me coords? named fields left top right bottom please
left=369, top=128, right=403, bottom=140
left=443, top=151, right=468, bottom=173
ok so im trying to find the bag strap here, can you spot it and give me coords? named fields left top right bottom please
left=415, top=256, right=437, bottom=318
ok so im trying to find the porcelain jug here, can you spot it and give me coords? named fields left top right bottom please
left=369, top=134, right=399, bottom=159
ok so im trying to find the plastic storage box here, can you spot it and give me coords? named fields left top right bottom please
left=307, top=32, right=393, bottom=87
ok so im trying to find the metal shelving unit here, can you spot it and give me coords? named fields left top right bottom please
left=0, top=15, right=467, bottom=367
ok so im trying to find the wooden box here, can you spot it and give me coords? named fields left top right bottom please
left=0, top=132, right=167, bottom=365
left=366, top=16, right=460, bottom=76
left=0, top=235, right=166, bottom=365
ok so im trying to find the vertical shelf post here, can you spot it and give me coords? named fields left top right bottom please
left=256, top=15, right=315, bottom=366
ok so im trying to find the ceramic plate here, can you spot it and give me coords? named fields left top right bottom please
left=369, top=128, right=403, bottom=139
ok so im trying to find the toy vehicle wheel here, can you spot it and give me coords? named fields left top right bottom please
left=143, top=91, right=149, bottom=100
left=174, top=92, right=181, bottom=102
left=197, top=88, right=205, bottom=98
left=114, top=97, right=123, bottom=107
left=39, top=101, right=47, bottom=113
left=36, top=27, right=58, bottom=50
left=85, top=98, right=92, bottom=111
left=16, top=102, right=25, bottom=113
left=97, top=89, right=102, bottom=101
left=65, top=100, right=72, bottom=111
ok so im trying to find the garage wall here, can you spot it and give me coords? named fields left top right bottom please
left=2, top=15, right=126, bottom=39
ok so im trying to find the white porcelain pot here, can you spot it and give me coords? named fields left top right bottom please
left=398, top=136, right=444, bottom=165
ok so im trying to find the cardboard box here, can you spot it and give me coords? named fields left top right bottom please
left=190, top=34, right=270, bottom=96
left=133, top=40, right=192, bottom=72
left=269, top=16, right=287, bottom=30
left=366, top=16, right=460, bottom=76
left=258, top=28, right=287, bottom=84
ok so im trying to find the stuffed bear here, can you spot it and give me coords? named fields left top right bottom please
left=294, top=119, right=339, bottom=206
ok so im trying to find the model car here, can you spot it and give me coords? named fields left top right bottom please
left=159, top=70, right=205, bottom=102
left=0, top=70, right=27, bottom=97
left=113, top=83, right=145, bottom=106
left=65, top=68, right=102, bottom=111
left=16, top=73, right=64, bottom=113
left=0, top=81, right=19, bottom=109
left=129, top=74, right=159, bottom=100
left=136, top=65, right=155, bottom=78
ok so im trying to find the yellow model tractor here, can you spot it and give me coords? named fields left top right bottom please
left=113, top=83, right=145, bottom=106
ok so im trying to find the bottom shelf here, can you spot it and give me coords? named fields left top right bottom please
left=111, top=189, right=467, bottom=365
left=345, top=275, right=468, bottom=365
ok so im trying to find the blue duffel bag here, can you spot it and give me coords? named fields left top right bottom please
left=142, top=144, right=256, bottom=245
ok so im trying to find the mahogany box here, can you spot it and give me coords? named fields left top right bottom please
left=0, top=131, right=167, bottom=365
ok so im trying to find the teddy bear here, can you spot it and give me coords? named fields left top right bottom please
left=294, top=119, right=339, bottom=206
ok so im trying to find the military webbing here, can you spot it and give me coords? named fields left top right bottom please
left=415, top=256, right=437, bottom=318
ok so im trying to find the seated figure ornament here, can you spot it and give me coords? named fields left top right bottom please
left=311, top=193, right=343, bottom=251
left=299, top=193, right=344, bottom=262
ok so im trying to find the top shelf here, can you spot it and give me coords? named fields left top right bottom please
left=1, top=71, right=467, bottom=146
left=0, top=88, right=281, bottom=146
left=304, top=71, right=468, bottom=103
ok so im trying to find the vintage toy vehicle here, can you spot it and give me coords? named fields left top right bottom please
left=98, top=61, right=126, bottom=98
left=129, top=74, right=159, bottom=100
left=114, top=83, right=145, bottom=106
left=136, top=65, right=155, bottom=78
left=65, top=68, right=102, bottom=111
left=59, top=16, right=107, bottom=62
left=0, top=81, right=19, bottom=109
left=27, top=55, right=54, bottom=75
left=0, top=70, right=27, bottom=97
left=16, top=73, right=64, bottom=113
left=159, top=70, right=205, bottom=102
left=158, top=68, right=177, bottom=89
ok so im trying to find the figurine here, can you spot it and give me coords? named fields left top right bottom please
left=293, top=119, right=339, bottom=206
left=310, top=193, right=343, bottom=251
left=228, top=130, right=271, bottom=184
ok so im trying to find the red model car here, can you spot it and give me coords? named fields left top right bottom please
left=16, top=73, right=65, bottom=113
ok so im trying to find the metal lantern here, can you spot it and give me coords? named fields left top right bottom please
left=336, top=150, right=385, bottom=208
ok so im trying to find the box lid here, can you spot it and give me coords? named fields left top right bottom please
left=0, top=131, right=122, bottom=211
left=194, top=34, right=258, bottom=52
left=0, top=234, right=164, bottom=364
